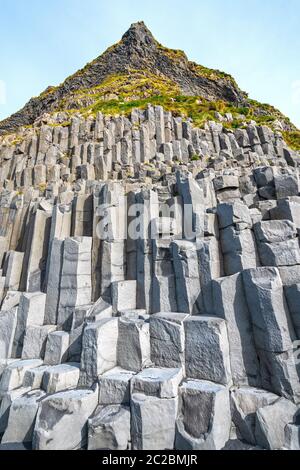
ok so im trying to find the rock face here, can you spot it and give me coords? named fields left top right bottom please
left=0, top=24, right=300, bottom=452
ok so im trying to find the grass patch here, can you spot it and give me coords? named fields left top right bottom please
left=53, top=71, right=291, bottom=131
left=191, top=63, right=240, bottom=89
left=156, top=42, right=187, bottom=62
left=0, top=70, right=283, bottom=142
left=40, top=86, right=58, bottom=98
left=283, top=131, right=300, bottom=151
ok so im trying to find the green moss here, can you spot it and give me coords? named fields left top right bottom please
left=11, top=136, right=24, bottom=146
left=41, top=70, right=297, bottom=136
left=248, top=98, right=292, bottom=126
left=78, top=71, right=178, bottom=99
left=235, top=106, right=251, bottom=116
left=48, top=121, right=71, bottom=128
left=53, top=86, right=282, bottom=132
left=283, top=131, right=300, bottom=151
left=55, top=70, right=183, bottom=114
left=88, top=93, right=220, bottom=128
left=3, top=133, right=26, bottom=146
left=38, top=183, right=47, bottom=193
left=192, top=63, right=240, bottom=89
left=40, top=86, right=58, bottom=98
left=248, top=99, right=278, bottom=113
left=156, top=42, right=187, bottom=62
left=104, top=40, right=122, bottom=55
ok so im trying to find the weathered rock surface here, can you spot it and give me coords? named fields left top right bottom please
left=1, top=390, right=45, bottom=445
left=33, top=387, right=98, bottom=450
left=88, top=404, right=131, bottom=450
left=131, top=393, right=178, bottom=450
left=176, top=380, right=231, bottom=450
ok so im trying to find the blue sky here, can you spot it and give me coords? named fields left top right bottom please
left=0, top=0, right=299, bottom=126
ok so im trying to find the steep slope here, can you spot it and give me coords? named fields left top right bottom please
left=1, top=21, right=295, bottom=137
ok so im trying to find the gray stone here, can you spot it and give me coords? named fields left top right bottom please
left=58, top=237, right=92, bottom=330
left=214, top=175, right=239, bottom=191
left=197, top=238, right=222, bottom=313
left=150, top=312, right=189, bottom=370
left=279, top=265, right=300, bottom=286
left=111, top=280, right=136, bottom=315
left=257, top=238, right=300, bottom=267
left=4, top=251, right=24, bottom=291
left=23, top=366, right=50, bottom=390
left=0, top=359, right=43, bottom=397
left=258, top=349, right=300, bottom=402
left=24, top=209, right=52, bottom=292
left=33, top=387, right=98, bottom=450
left=272, top=197, right=300, bottom=228
left=87, top=298, right=113, bottom=323
left=176, top=380, right=231, bottom=450
left=242, top=268, right=296, bottom=352
left=44, top=331, right=69, bottom=365
left=117, top=317, right=151, bottom=372
left=45, top=238, right=64, bottom=325
left=0, top=308, right=18, bottom=359
left=212, top=274, right=260, bottom=387
left=285, top=424, right=300, bottom=450
left=274, top=174, right=299, bottom=199
left=255, top=398, right=297, bottom=450
left=176, top=173, right=205, bottom=239
left=42, top=363, right=80, bottom=394
left=172, top=241, right=201, bottom=314
left=88, top=405, right=131, bottom=450
left=100, top=241, right=125, bottom=300
left=254, top=167, right=274, bottom=187
left=152, top=239, right=178, bottom=314
left=80, top=318, right=118, bottom=386
left=13, top=292, right=46, bottom=358
left=1, top=291, right=22, bottom=313
left=0, top=387, right=31, bottom=434
left=220, top=227, right=258, bottom=276
left=131, top=367, right=183, bottom=398
left=0, top=359, right=18, bottom=381
left=131, top=393, right=177, bottom=450
left=99, top=367, right=135, bottom=405
left=284, top=285, right=300, bottom=343
left=184, top=316, right=232, bottom=385
left=254, top=220, right=297, bottom=244
left=231, top=387, right=279, bottom=445
left=22, top=325, right=56, bottom=360
left=217, top=202, right=252, bottom=229
left=2, top=390, right=46, bottom=444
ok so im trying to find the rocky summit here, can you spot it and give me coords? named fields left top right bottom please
left=0, top=22, right=300, bottom=451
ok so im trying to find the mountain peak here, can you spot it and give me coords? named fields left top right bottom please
left=121, top=21, right=156, bottom=48
left=0, top=22, right=296, bottom=136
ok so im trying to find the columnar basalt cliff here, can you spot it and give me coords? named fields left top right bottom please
left=0, top=23, right=300, bottom=451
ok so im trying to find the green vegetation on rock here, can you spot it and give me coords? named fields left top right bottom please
left=52, top=71, right=294, bottom=133
left=192, top=63, right=240, bottom=88
left=1, top=21, right=298, bottom=138
left=283, top=130, right=300, bottom=151
left=156, top=43, right=188, bottom=62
